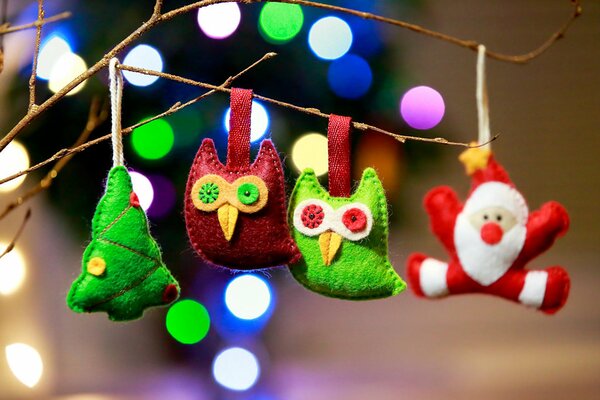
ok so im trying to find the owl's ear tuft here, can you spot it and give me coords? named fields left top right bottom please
left=197, top=139, right=224, bottom=167
left=252, top=140, right=279, bottom=170
left=354, top=168, right=386, bottom=204
left=291, top=168, right=327, bottom=199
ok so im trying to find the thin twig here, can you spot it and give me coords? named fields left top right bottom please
left=0, top=0, right=7, bottom=73
left=118, top=63, right=474, bottom=146
left=153, top=0, right=164, bottom=17
left=0, top=98, right=108, bottom=220
left=0, top=208, right=31, bottom=260
left=0, top=0, right=581, bottom=155
left=0, top=52, right=273, bottom=187
left=160, top=0, right=581, bottom=63
left=28, top=0, right=44, bottom=111
left=0, top=10, right=71, bottom=35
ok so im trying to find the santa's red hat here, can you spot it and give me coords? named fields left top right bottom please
left=459, top=148, right=529, bottom=224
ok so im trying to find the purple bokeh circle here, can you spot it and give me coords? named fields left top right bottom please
left=147, top=174, right=177, bottom=219
left=400, top=86, right=445, bottom=130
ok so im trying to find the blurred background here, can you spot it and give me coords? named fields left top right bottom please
left=0, top=0, right=598, bottom=399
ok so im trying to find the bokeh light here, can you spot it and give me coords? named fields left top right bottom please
left=355, top=134, right=405, bottom=199
left=37, top=35, right=72, bottom=80
left=212, top=347, right=260, bottom=391
left=169, top=109, right=203, bottom=149
left=147, top=175, right=177, bottom=219
left=224, top=101, right=270, bottom=142
left=0, top=141, right=30, bottom=193
left=291, top=133, right=328, bottom=176
left=225, top=275, right=272, bottom=320
left=129, top=171, right=154, bottom=211
left=259, top=3, right=304, bottom=43
left=197, top=3, right=241, bottom=39
left=347, top=17, right=383, bottom=57
left=131, top=118, right=174, bottom=160
left=48, top=52, right=87, bottom=95
left=166, top=299, right=211, bottom=345
left=327, top=54, right=372, bottom=99
left=5, top=343, right=43, bottom=388
left=308, top=16, right=353, bottom=60
left=0, top=244, right=26, bottom=296
left=122, top=44, right=163, bottom=87
left=400, top=86, right=445, bottom=130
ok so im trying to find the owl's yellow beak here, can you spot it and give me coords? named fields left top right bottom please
left=318, top=231, right=343, bottom=266
left=218, top=204, right=239, bottom=241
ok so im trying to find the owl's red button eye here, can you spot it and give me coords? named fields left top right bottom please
left=342, top=208, right=367, bottom=232
left=301, top=204, right=325, bottom=229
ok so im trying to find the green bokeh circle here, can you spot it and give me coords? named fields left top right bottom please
left=258, top=3, right=304, bottom=44
left=131, top=118, right=174, bottom=160
left=166, top=299, right=210, bottom=345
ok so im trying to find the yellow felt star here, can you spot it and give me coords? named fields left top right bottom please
left=459, top=143, right=492, bottom=175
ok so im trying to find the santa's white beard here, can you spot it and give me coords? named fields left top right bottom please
left=454, top=214, right=527, bottom=286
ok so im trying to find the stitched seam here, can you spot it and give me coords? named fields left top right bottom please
left=97, top=237, right=159, bottom=263
left=99, top=205, right=132, bottom=236
left=87, top=259, right=163, bottom=309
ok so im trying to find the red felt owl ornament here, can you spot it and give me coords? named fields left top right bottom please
left=184, top=88, right=300, bottom=270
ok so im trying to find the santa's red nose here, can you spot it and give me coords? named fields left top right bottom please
left=481, top=222, right=503, bottom=245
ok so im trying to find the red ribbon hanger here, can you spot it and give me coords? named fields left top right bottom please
left=327, top=114, right=352, bottom=197
left=226, top=88, right=253, bottom=169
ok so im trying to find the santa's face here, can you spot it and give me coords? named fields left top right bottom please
left=455, top=205, right=527, bottom=286
left=468, top=206, right=518, bottom=245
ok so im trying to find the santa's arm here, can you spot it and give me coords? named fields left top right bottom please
left=519, top=201, right=569, bottom=262
left=424, top=186, right=462, bottom=253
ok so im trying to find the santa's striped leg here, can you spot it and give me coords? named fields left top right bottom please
left=407, top=253, right=449, bottom=298
left=518, top=267, right=570, bottom=314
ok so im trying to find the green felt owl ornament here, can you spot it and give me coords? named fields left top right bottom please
left=288, top=115, right=405, bottom=300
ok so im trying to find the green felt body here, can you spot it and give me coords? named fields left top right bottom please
left=288, top=168, right=406, bottom=300
left=67, top=166, right=179, bottom=321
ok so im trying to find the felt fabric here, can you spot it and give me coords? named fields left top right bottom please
left=406, top=151, right=570, bottom=314
left=288, top=168, right=406, bottom=300
left=184, top=88, right=300, bottom=270
left=67, top=166, right=180, bottom=321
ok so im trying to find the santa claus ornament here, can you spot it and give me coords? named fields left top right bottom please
left=185, top=88, right=300, bottom=270
left=288, top=115, right=406, bottom=300
left=67, top=59, right=180, bottom=321
left=406, top=46, right=570, bottom=313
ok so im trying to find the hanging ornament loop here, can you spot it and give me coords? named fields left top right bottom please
left=109, top=57, right=124, bottom=167
left=227, top=88, right=253, bottom=170
left=327, top=114, right=352, bottom=198
left=476, top=45, right=491, bottom=149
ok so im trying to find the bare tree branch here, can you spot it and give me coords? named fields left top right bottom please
left=118, top=63, right=479, bottom=146
left=0, top=11, right=71, bottom=36
left=0, top=52, right=275, bottom=187
left=0, top=0, right=581, bottom=154
left=28, top=0, right=44, bottom=111
left=0, top=98, right=108, bottom=220
left=0, top=208, right=31, bottom=260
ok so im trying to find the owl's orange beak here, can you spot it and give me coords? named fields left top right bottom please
left=218, top=204, right=239, bottom=241
left=318, top=231, right=343, bottom=266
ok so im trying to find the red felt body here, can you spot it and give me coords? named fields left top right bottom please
left=407, top=156, right=571, bottom=314
left=184, top=88, right=300, bottom=270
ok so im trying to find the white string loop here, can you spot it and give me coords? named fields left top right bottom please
left=109, top=57, right=124, bottom=167
left=476, top=44, right=491, bottom=148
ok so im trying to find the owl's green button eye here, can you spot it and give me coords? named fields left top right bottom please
left=237, top=183, right=260, bottom=205
left=199, top=182, right=219, bottom=204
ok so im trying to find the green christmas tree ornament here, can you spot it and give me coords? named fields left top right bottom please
left=67, top=59, right=179, bottom=321
left=288, top=115, right=406, bottom=300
